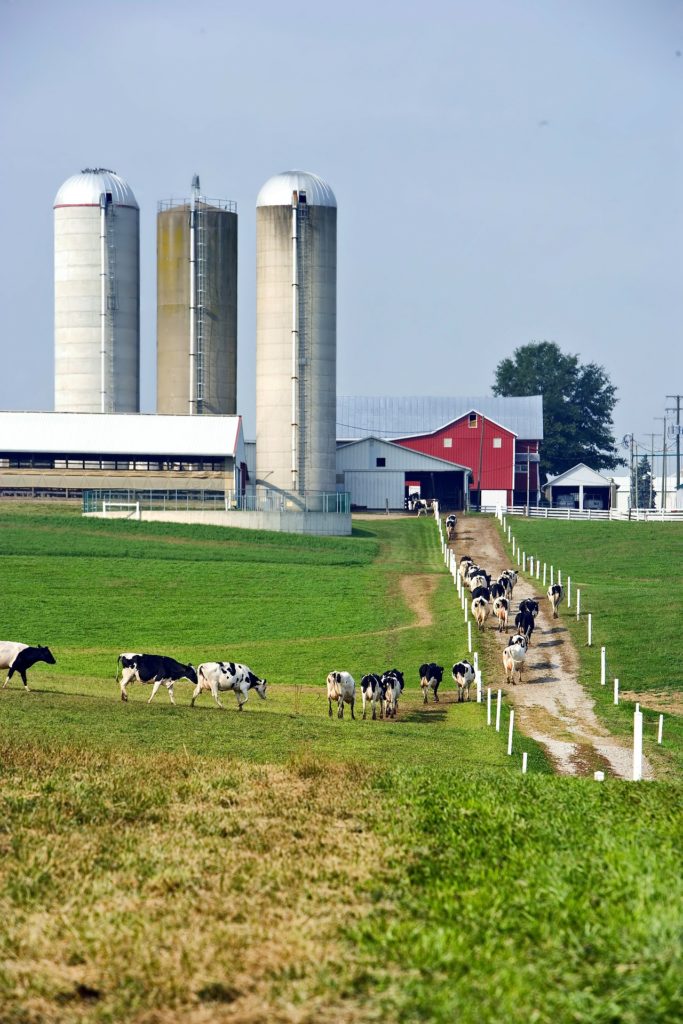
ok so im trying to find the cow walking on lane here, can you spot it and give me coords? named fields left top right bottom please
left=117, top=653, right=197, bottom=705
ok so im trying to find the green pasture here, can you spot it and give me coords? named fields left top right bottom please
left=0, top=503, right=681, bottom=1023
left=496, top=514, right=683, bottom=775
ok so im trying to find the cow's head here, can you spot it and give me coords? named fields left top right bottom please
left=38, top=646, right=56, bottom=664
left=186, top=664, right=198, bottom=684
left=255, top=678, right=267, bottom=700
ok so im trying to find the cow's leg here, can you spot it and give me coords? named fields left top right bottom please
left=1, top=671, right=11, bottom=690
left=434, top=682, right=440, bottom=703
left=19, top=669, right=29, bottom=691
left=350, top=697, right=355, bottom=721
left=236, top=688, right=248, bottom=711
left=328, top=697, right=333, bottom=717
left=147, top=678, right=165, bottom=703
left=166, top=681, right=176, bottom=705
left=337, top=696, right=344, bottom=719
left=211, top=682, right=224, bottom=708
left=362, top=692, right=367, bottom=719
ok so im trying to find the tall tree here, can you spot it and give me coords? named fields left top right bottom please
left=492, top=341, right=622, bottom=478
left=632, top=454, right=656, bottom=509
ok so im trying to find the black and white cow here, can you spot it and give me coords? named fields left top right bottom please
left=382, top=668, right=404, bottom=718
left=518, top=598, right=540, bottom=619
left=361, top=673, right=386, bottom=719
left=192, top=662, right=267, bottom=710
left=0, top=641, right=56, bottom=691
left=503, top=635, right=528, bottom=685
left=514, top=610, right=535, bottom=645
left=419, top=662, right=444, bottom=703
left=547, top=584, right=564, bottom=619
left=452, top=659, right=475, bottom=702
left=117, top=652, right=197, bottom=705
left=493, top=596, right=509, bottom=632
left=327, top=671, right=356, bottom=719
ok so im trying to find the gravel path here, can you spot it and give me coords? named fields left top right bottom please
left=454, top=516, right=654, bottom=779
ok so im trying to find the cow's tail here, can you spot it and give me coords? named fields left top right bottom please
left=198, top=664, right=206, bottom=682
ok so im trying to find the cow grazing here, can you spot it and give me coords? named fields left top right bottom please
left=518, top=598, right=540, bottom=619
left=382, top=668, right=404, bottom=718
left=514, top=610, right=535, bottom=645
left=452, top=659, right=475, bottom=702
left=361, top=673, right=386, bottom=719
left=117, top=653, right=197, bottom=705
left=547, top=584, right=564, bottom=618
left=0, top=642, right=56, bottom=691
left=503, top=635, right=528, bottom=685
left=419, top=662, right=444, bottom=703
left=493, top=596, right=509, bottom=632
left=327, top=671, right=356, bottom=719
left=472, top=595, right=491, bottom=631
left=192, top=662, right=267, bottom=710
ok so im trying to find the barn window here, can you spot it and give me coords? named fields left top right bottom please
left=376, top=457, right=386, bottom=467
left=443, top=437, right=452, bottom=448
left=493, top=437, right=502, bottom=448
left=468, top=413, right=477, bottom=428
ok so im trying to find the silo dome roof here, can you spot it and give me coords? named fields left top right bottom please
left=54, top=168, right=139, bottom=208
left=256, top=170, right=336, bottom=208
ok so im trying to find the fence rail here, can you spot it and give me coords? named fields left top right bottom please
left=83, top=488, right=351, bottom=516
left=482, top=504, right=682, bottom=523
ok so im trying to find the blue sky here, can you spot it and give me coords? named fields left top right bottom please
left=1, top=0, right=681, bottom=462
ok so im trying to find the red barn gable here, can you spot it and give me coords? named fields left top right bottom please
left=395, top=410, right=516, bottom=503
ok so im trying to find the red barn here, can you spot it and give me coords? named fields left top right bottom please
left=336, top=396, right=543, bottom=509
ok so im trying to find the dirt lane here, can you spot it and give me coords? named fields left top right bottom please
left=453, top=516, right=653, bottom=779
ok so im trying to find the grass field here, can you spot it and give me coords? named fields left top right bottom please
left=1, top=503, right=681, bottom=1023
left=497, top=514, right=683, bottom=775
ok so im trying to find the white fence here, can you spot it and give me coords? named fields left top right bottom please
left=488, top=504, right=682, bottom=523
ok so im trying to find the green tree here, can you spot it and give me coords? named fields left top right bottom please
left=632, top=454, right=656, bottom=508
left=492, top=341, right=622, bottom=478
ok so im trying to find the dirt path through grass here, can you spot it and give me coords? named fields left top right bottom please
left=455, top=517, right=654, bottom=779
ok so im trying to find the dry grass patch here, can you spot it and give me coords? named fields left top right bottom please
left=0, top=742, right=399, bottom=1024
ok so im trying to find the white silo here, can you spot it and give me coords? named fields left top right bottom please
left=54, top=168, right=140, bottom=412
left=256, top=170, right=337, bottom=497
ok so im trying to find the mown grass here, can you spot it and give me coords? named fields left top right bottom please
left=495, top=515, right=683, bottom=775
left=1, top=503, right=681, bottom=1022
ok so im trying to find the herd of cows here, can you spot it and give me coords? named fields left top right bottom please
left=0, top=518, right=565, bottom=717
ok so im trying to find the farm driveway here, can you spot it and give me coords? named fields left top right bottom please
left=454, top=517, right=654, bottom=780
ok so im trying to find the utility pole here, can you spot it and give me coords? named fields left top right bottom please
left=665, top=395, right=681, bottom=493
left=655, top=416, right=667, bottom=511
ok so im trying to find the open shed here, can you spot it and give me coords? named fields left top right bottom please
left=543, top=463, right=616, bottom=511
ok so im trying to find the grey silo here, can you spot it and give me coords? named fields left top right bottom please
left=54, top=169, right=140, bottom=413
left=255, top=170, right=337, bottom=495
left=157, top=176, right=238, bottom=415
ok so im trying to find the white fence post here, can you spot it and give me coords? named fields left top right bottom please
left=576, top=589, right=581, bottom=620
left=633, top=708, right=643, bottom=781
left=512, top=536, right=516, bottom=554
left=567, top=576, right=572, bottom=608
left=467, top=621, right=472, bottom=653
left=495, top=689, right=502, bottom=732
left=475, top=670, right=482, bottom=703
left=522, top=752, right=528, bottom=774
left=658, top=714, right=664, bottom=745
left=600, top=647, right=606, bottom=686
left=587, top=613, right=592, bottom=647
left=464, top=599, right=469, bottom=622
left=517, top=549, right=521, bottom=566
left=473, top=651, right=479, bottom=672
left=550, top=565, right=554, bottom=587
left=614, top=678, right=619, bottom=705
left=529, top=556, right=534, bottom=576
left=536, top=559, right=540, bottom=580
left=487, top=687, right=492, bottom=726
left=507, top=709, right=514, bottom=755
left=543, top=563, right=547, bottom=587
